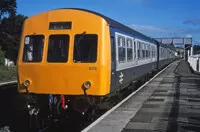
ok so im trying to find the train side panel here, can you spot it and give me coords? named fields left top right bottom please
left=109, top=28, right=158, bottom=92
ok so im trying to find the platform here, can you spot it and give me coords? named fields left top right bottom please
left=84, top=60, right=200, bottom=132
left=0, top=81, right=17, bottom=87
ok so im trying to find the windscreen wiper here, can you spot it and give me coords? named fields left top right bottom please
left=74, top=31, right=86, bottom=62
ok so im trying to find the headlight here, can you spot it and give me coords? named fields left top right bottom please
left=23, top=80, right=30, bottom=87
left=83, top=81, right=91, bottom=89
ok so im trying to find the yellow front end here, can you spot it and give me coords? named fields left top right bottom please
left=17, top=9, right=111, bottom=96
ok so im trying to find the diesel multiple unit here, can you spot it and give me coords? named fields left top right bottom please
left=17, top=8, right=176, bottom=128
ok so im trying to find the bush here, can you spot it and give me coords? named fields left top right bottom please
left=0, top=47, right=17, bottom=82
left=0, top=65, right=17, bottom=82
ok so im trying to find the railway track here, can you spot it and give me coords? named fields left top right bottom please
left=0, top=81, right=18, bottom=131
left=0, top=81, right=17, bottom=93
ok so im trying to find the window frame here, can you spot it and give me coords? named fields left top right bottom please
left=134, top=41, right=137, bottom=60
left=115, top=32, right=157, bottom=71
left=22, top=35, right=45, bottom=63
left=117, top=35, right=126, bottom=63
left=47, top=34, right=70, bottom=63
left=137, top=41, right=141, bottom=60
left=126, top=38, right=133, bottom=62
left=73, top=34, right=98, bottom=63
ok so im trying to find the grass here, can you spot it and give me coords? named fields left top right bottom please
left=0, top=65, right=17, bottom=83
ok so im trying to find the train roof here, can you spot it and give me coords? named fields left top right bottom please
left=53, top=8, right=157, bottom=44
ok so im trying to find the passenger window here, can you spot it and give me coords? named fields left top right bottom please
left=142, top=43, right=145, bottom=59
left=162, top=48, right=164, bottom=58
left=47, top=35, right=69, bottom=62
left=164, top=48, right=165, bottom=58
left=23, top=35, right=44, bottom=62
left=73, top=34, right=98, bottom=63
left=160, top=48, right=162, bottom=58
left=153, top=46, right=155, bottom=58
left=134, top=41, right=136, bottom=60
left=127, top=38, right=133, bottom=61
left=137, top=41, right=142, bottom=60
left=145, top=44, right=148, bottom=58
left=148, top=45, right=150, bottom=58
left=118, top=36, right=125, bottom=62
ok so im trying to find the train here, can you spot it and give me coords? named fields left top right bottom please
left=17, top=8, right=176, bottom=128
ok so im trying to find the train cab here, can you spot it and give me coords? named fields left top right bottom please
left=17, top=9, right=111, bottom=96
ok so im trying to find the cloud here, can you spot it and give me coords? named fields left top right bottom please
left=128, top=24, right=200, bottom=45
left=183, top=19, right=200, bottom=25
left=185, top=34, right=192, bottom=38
left=128, top=24, right=200, bottom=38
left=129, top=24, right=169, bottom=33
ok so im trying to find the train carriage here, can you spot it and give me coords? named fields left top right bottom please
left=109, top=28, right=158, bottom=91
left=17, top=8, right=176, bottom=128
left=158, top=42, right=176, bottom=70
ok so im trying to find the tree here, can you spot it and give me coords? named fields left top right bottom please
left=0, top=0, right=16, bottom=20
left=0, top=14, right=27, bottom=63
left=0, top=0, right=27, bottom=64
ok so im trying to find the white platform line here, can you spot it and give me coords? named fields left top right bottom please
left=0, top=80, right=17, bottom=86
left=81, top=60, right=179, bottom=132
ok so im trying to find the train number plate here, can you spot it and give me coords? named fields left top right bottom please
left=89, top=67, right=97, bottom=70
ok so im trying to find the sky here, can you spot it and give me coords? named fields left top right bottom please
left=17, top=0, right=200, bottom=45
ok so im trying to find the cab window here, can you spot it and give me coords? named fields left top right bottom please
left=47, top=35, right=69, bottom=62
left=73, top=34, right=98, bottom=63
left=23, top=35, right=44, bottom=62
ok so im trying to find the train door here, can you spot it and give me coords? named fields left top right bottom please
left=110, top=36, right=117, bottom=91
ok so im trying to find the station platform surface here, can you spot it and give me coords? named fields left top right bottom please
left=85, top=60, right=200, bottom=132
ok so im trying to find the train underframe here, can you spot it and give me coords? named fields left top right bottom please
left=19, top=92, right=103, bottom=131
